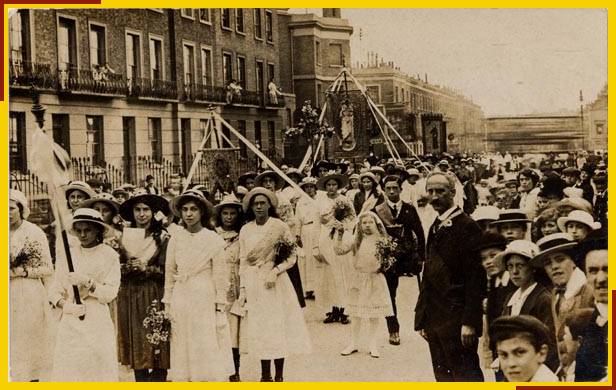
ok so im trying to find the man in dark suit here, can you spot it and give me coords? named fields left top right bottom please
left=373, top=175, right=425, bottom=346
left=415, top=172, right=485, bottom=381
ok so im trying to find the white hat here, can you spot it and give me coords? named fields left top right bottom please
left=406, top=168, right=421, bottom=178
left=70, top=208, right=109, bottom=235
left=9, top=189, right=30, bottom=220
left=563, top=187, right=584, bottom=199
left=496, top=240, right=541, bottom=266
left=215, top=193, right=242, bottom=213
left=471, top=206, right=500, bottom=222
left=557, top=210, right=601, bottom=232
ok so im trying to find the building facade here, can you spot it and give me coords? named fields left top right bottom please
left=584, top=84, right=607, bottom=151
left=9, top=8, right=294, bottom=188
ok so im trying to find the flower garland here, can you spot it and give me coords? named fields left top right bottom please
left=376, top=237, right=399, bottom=273
left=143, top=300, right=171, bottom=353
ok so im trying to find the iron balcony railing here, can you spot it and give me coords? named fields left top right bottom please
left=9, top=61, right=56, bottom=90
left=128, top=77, right=179, bottom=100
left=58, top=66, right=127, bottom=96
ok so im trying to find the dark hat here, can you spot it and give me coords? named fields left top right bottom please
left=316, top=172, right=349, bottom=191
left=86, top=178, right=104, bottom=188
left=255, top=170, right=285, bottom=190
left=491, top=209, right=531, bottom=225
left=537, top=175, right=567, bottom=198
left=119, top=191, right=170, bottom=223
left=145, top=174, right=155, bottom=181
left=489, top=315, right=550, bottom=349
left=387, top=165, right=409, bottom=181
left=572, top=229, right=608, bottom=269
left=580, top=163, right=595, bottom=175
left=238, top=171, right=258, bottom=187
left=529, top=233, right=577, bottom=268
left=286, top=168, right=306, bottom=181
left=474, top=232, right=507, bottom=252
left=592, top=171, right=607, bottom=184
left=562, top=166, right=581, bottom=176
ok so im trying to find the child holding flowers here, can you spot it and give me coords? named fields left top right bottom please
left=334, top=211, right=394, bottom=358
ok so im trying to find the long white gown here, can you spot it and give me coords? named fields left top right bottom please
left=9, top=221, right=54, bottom=381
left=238, top=218, right=312, bottom=360
left=163, top=228, right=234, bottom=382
left=49, top=243, right=121, bottom=382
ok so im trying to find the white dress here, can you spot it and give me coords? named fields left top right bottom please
left=239, top=218, right=312, bottom=359
left=163, top=228, right=234, bottom=382
left=315, top=194, right=355, bottom=310
left=49, top=243, right=121, bottom=382
left=295, top=195, right=321, bottom=292
left=9, top=221, right=54, bottom=381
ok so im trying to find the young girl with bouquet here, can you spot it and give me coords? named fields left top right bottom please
left=334, top=211, right=394, bottom=358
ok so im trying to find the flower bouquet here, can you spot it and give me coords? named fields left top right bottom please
left=273, top=235, right=297, bottom=266
left=329, top=199, right=354, bottom=239
left=11, top=238, right=44, bottom=270
left=376, top=237, right=399, bottom=273
left=143, top=300, right=171, bottom=354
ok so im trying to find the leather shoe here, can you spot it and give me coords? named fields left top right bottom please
left=339, top=314, right=350, bottom=324
left=340, top=345, right=358, bottom=356
left=369, top=348, right=380, bottom=358
left=323, top=312, right=337, bottom=324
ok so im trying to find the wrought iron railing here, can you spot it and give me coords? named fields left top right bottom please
left=59, top=67, right=127, bottom=95
left=128, top=78, right=179, bottom=100
left=9, top=61, right=56, bottom=89
left=71, top=157, right=126, bottom=190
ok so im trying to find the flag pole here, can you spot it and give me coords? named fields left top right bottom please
left=30, top=89, right=85, bottom=320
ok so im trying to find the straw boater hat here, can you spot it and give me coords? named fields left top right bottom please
left=62, top=180, right=96, bottom=199
left=238, top=171, right=258, bottom=187
left=169, top=189, right=214, bottom=218
left=79, top=193, right=120, bottom=216
left=471, top=206, right=501, bottom=223
left=242, top=187, right=278, bottom=212
left=557, top=210, right=601, bottom=232
left=215, top=193, right=243, bottom=213
left=491, top=209, right=531, bottom=226
left=495, top=240, right=541, bottom=267
left=255, top=170, right=285, bottom=190
left=119, top=190, right=170, bottom=223
left=529, top=233, right=577, bottom=268
left=69, top=208, right=109, bottom=236
left=316, top=171, right=349, bottom=191
left=9, top=189, right=31, bottom=220
left=299, top=176, right=318, bottom=189
left=369, top=166, right=386, bottom=177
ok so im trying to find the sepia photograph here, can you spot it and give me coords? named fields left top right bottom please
left=7, top=6, right=608, bottom=382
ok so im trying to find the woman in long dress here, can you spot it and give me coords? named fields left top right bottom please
left=314, top=173, right=356, bottom=324
left=117, top=191, right=171, bottom=381
left=163, top=189, right=234, bottom=382
left=214, top=194, right=245, bottom=381
left=49, top=208, right=121, bottom=381
left=238, top=188, right=312, bottom=382
left=9, top=189, right=54, bottom=381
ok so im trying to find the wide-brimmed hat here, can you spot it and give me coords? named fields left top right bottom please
left=555, top=197, right=593, bottom=214
left=311, top=160, right=336, bottom=177
left=299, top=176, right=318, bottom=189
left=242, top=187, right=278, bottom=212
left=406, top=168, right=421, bottom=178
left=170, top=189, right=214, bottom=218
left=572, top=229, right=607, bottom=268
left=286, top=168, right=305, bottom=181
left=317, top=172, right=349, bottom=191
left=369, top=166, right=386, bottom=176
left=238, top=171, right=258, bottom=187
left=471, top=206, right=501, bottom=223
left=537, top=175, right=567, bottom=198
left=473, top=231, right=507, bottom=252
left=235, top=185, right=248, bottom=196
left=359, top=171, right=379, bottom=185
left=557, top=210, right=601, bottom=232
left=529, top=233, right=577, bottom=268
left=562, top=167, right=581, bottom=176
left=9, top=189, right=30, bottom=220
left=119, top=191, right=170, bottom=222
left=348, top=173, right=360, bottom=182
left=111, top=187, right=130, bottom=198
left=491, top=209, right=531, bottom=225
left=79, top=193, right=120, bottom=216
left=496, top=240, right=541, bottom=267
left=255, top=170, right=285, bottom=190
left=62, top=181, right=96, bottom=200
left=120, top=183, right=136, bottom=191
left=387, top=165, right=409, bottom=180
left=214, top=193, right=243, bottom=213
left=70, top=208, right=109, bottom=236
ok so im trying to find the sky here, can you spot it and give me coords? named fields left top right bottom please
left=288, top=8, right=607, bottom=117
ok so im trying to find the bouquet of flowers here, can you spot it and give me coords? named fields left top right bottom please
left=273, top=235, right=297, bottom=266
left=329, top=199, right=354, bottom=239
left=284, top=100, right=336, bottom=140
left=11, top=239, right=44, bottom=270
left=376, top=237, right=399, bottom=273
left=143, top=300, right=171, bottom=353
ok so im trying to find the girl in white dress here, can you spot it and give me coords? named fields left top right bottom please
left=238, top=188, right=311, bottom=382
left=9, top=190, right=54, bottom=381
left=334, top=211, right=394, bottom=358
left=163, top=190, right=234, bottom=382
left=49, top=208, right=121, bottom=381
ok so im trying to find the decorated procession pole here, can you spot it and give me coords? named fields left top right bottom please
left=29, top=89, right=85, bottom=320
left=182, top=109, right=214, bottom=192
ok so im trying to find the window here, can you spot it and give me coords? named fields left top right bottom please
left=222, top=125, right=232, bottom=148
left=238, top=120, right=247, bottom=158
left=596, top=123, right=605, bottom=134
left=125, top=32, right=141, bottom=82
left=181, top=9, right=195, bottom=20
left=52, top=114, right=71, bottom=154
left=401, top=88, right=405, bottom=102
left=201, top=47, right=213, bottom=86
left=237, top=56, right=246, bottom=88
left=9, top=10, right=31, bottom=64
left=221, top=9, right=232, bottom=30
left=149, top=37, right=163, bottom=80
left=223, top=52, right=233, bottom=85
left=366, top=86, right=380, bottom=103
left=148, top=117, right=162, bottom=162
left=265, top=10, right=273, bottom=42
left=316, top=84, right=322, bottom=107
left=58, top=17, right=77, bottom=74
left=183, top=43, right=195, bottom=87
left=199, top=9, right=211, bottom=24
left=9, top=112, right=26, bottom=172
left=329, top=43, right=343, bottom=66
left=235, top=9, right=244, bottom=33
left=89, top=24, right=106, bottom=68
left=254, top=9, right=263, bottom=39
left=267, top=63, right=275, bottom=83
left=86, top=115, right=105, bottom=165
left=254, top=121, right=262, bottom=149
left=268, top=121, right=276, bottom=152
left=395, top=87, right=399, bottom=102
left=255, top=60, right=264, bottom=96
left=315, top=41, right=321, bottom=65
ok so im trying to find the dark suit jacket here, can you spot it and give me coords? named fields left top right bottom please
left=414, top=209, right=486, bottom=334
left=353, top=190, right=385, bottom=215
left=573, top=308, right=608, bottom=382
left=373, top=201, right=425, bottom=275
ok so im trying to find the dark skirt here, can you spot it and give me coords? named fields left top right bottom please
left=117, top=277, right=170, bottom=370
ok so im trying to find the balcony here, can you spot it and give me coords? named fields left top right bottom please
left=9, top=61, right=56, bottom=90
left=128, top=78, right=178, bottom=101
left=58, top=66, right=127, bottom=96
left=183, top=83, right=227, bottom=104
